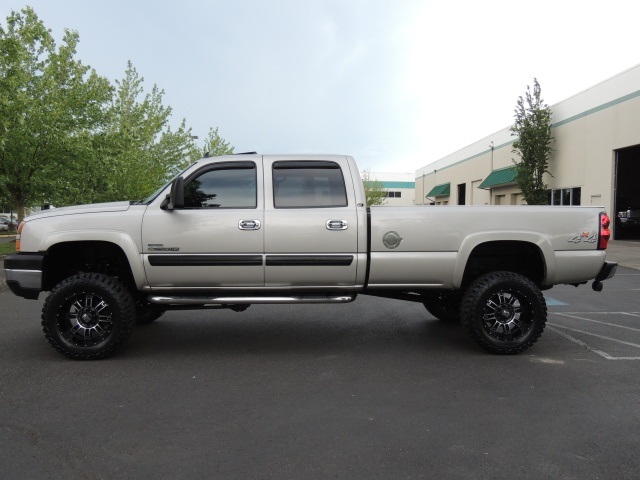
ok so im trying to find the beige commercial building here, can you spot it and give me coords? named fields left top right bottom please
left=364, top=172, right=416, bottom=206
left=415, top=64, right=640, bottom=239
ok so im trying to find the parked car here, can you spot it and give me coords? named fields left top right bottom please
left=617, top=205, right=640, bottom=230
left=0, top=217, right=15, bottom=231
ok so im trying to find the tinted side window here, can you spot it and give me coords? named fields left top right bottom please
left=273, top=162, right=348, bottom=208
left=184, top=165, right=257, bottom=208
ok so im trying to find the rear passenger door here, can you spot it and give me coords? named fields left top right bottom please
left=263, top=157, right=359, bottom=288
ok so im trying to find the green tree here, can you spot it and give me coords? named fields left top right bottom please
left=511, top=78, right=553, bottom=205
left=198, top=127, right=234, bottom=159
left=0, top=7, right=112, bottom=220
left=362, top=170, right=387, bottom=206
left=98, top=61, right=198, bottom=201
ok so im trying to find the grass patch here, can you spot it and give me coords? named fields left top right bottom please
left=0, top=240, right=17, bottom=256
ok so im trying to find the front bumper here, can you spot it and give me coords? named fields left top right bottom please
left=4, top=253, right=45, bottom=300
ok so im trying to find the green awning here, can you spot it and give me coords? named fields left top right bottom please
left=426, top=183, right=450, bottom=197
left=479, top=166, right=518, bottom=189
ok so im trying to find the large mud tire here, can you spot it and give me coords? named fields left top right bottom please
left=41, top=273, right=136, bottom=360
left=461, top=271, right=547, bottom=354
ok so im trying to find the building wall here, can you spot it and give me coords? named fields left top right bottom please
left=414, top=64, right=640, bottom=215
left=366, top=172, right=415, bottom=206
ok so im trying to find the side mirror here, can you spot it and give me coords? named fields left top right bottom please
left=167, top=177, right=184, bottom=210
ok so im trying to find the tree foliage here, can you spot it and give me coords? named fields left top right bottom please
left=97, top=62, right=198, bottom=201
left=0, top=6, right=112, bottom=220
left=199, top=127, right=234, bottom=158
left=362, top=170, right=387, bottom=206
left=511, top=78, right=553, bottom=205
left=0, top=7, right=234, bottom=216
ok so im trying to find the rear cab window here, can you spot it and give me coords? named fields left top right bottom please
left=272, top=161, right=348, bottom=208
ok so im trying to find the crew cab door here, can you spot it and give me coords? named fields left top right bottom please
left=141, top=159, right=264, bottom=288
left=263, top=157, right=359, bottom=287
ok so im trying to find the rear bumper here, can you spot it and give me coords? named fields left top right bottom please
left=4, top=253, right=45, bottom=300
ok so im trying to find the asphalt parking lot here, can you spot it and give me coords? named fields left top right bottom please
left=1, top=249, right=639, bottom=479
left=545, top=269, right=640, bottom=360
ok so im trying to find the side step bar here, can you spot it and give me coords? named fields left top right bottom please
left=148, top=294, right=357, bottom=306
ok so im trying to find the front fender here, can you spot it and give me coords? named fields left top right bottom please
left=39, top=231, right=146, bottom=289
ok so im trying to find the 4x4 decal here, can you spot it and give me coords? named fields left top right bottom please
left=568, top=232, right=597, bottom=244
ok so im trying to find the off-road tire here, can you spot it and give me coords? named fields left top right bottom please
left=41, top=273, right=136, bottom=360
left=461, top=271, right=547, bottom=354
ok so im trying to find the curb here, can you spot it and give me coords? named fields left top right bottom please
left=0, top=257, right=5, bottom=292
left=618, top=262, right=640, bottom=271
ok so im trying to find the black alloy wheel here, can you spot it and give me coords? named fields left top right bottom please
left=42, top=273, right=136, bottom=360
left=461, top=271, right=547, bottom=354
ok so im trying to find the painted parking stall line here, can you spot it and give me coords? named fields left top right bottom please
left=548, top=326, right=640, bottom=360
left=554, top=312, right=640, bottom=332
left=544, top=297, right=568, bottom=306
left=548, top=309, right=640, bottom=360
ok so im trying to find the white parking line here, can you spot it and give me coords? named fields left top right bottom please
left=548, top=323, right=640, bottom=360
left=589, top=289, right=640, bottom=291
left=557, top=312, right=640, bottom=315
left=554, top=312, right=640, bottom=332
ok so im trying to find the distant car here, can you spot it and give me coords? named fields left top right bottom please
left=617, top=206, right=640, bottom=229
left=0, top=217, right=17, bottom=231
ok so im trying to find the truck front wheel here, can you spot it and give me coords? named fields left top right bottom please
left=41, top=273, right=136, bottom=360
left=460, top=271, right=547, bottom=354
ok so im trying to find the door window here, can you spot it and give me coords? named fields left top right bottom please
left=184, top=163, right=257, bottom=208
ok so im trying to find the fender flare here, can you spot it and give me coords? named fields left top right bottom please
left=39, top=231, right=146, bottom=289
left=451, top=231, right=555, bottom=288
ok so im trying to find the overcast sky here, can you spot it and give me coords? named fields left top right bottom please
left=3, top=0, right=640, bottom=174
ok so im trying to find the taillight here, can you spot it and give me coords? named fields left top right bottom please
left=598, top=213, right=610, bottom=250
left=16, top=221, right=24, bottom=252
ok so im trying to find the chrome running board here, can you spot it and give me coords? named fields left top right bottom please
left=147, top=294, right=357, bottom=306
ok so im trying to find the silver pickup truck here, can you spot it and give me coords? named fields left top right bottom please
left=5, top=154, right=617, bottom=359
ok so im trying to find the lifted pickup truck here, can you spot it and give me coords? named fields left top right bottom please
left=5, top=154, right=617, bottom=359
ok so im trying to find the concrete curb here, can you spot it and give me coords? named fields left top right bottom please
left=0, top=257, right=6, bottom=292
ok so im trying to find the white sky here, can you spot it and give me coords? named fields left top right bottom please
left=3, top=0, right=640, bottom=174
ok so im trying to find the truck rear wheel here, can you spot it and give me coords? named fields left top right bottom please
left=41, top=273, right=136, bottom=360
left=460, top=271, right=546, bottom=354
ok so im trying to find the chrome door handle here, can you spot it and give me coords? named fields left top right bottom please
left=238, top=220, right=261, bottom=230
left=326, top=220, right=348, bottom=230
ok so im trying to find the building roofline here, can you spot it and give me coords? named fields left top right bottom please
left=417, top=63, right=640, bottom=176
